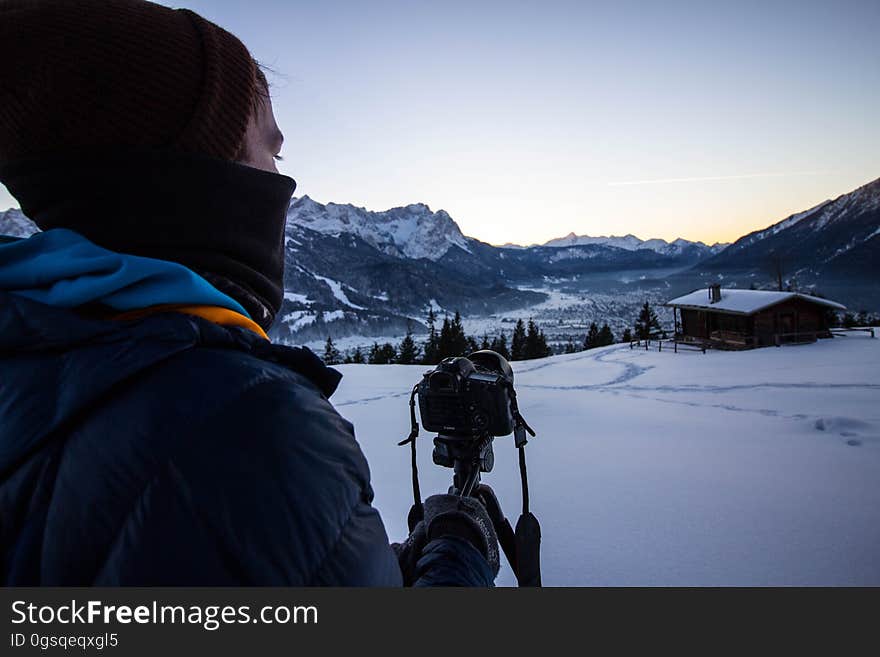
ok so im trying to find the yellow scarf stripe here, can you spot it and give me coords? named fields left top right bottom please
left=111, top=304, right=269, bottom=341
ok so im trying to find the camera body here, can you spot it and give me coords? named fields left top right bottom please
left=417, top=350, right=515, bottom=438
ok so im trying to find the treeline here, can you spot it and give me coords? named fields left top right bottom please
left=323, top=309, right=551, bottom=365
left=559, top=302, right=662, bottom=354
left=837, top=310, right=879, bottom=328
left=323, top=301, right=670, bottom=365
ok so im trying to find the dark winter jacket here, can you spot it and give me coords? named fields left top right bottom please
left=0, top=229, right=494, bottom=586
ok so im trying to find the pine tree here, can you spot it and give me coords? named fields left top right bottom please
left=480, top=333, right=491, bottom=350
left=323, top=336, right=341, bottom=365
left=437, top=311, right=469, bottom=359
left=369, top=342, right=397, bottom=364
left=564, top=336, right=578, bottom=354
left=598, top=323, right=614, bottom=346
left=622, top=328, right=632, bottom=343
left=437, top=316, right=452, bottom=360
left=397, top=326, right=420, bottom=364
left=351, top=346, right=365, bottom=364
left=537, top=328, right=551, bottom=358
left=490, top=331, right=510, bottom=360
left=634, top=301, right=661, bottom=340
left=450, top=311, right=469, bottom=357
left=466, top=336, right=479, bottom=354
left=422, top=308, right=440, bottom=364
left=583, top=322, right=599, bottom=350
left=511, top=319, right=527, bottom=361
left=368, top=342, right=381, bottom=364
left=524, top=318, right=551, bottom=359
left=379, top=343, right=397, bottom=363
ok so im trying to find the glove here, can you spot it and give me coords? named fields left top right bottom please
left=421, top=494, right=500, bottom=577
left=391, top=515, right=426, bottom=587
left=392, top=494, right=501, bottom=585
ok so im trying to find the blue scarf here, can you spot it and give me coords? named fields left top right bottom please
left=0, top=228, right=250, bottom=316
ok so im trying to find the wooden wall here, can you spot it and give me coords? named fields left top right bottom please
left=678, top=298, right=831, bottom=347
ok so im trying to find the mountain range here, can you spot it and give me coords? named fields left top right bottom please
left=694, top=177, right=880, bottom=283
left=1, top=175, right=878, bottom=341
left=539, top=232, right=728, bottom=258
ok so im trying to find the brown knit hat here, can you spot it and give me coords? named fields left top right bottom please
left=0, top=0, right=257, bottom=165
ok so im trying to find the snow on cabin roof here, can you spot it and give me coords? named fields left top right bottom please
left=665, top=288, right=847, bottom=315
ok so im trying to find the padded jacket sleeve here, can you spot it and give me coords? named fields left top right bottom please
left=94, top=374, right=402, bottom=586
left=413, top=537, right=496, bottom=587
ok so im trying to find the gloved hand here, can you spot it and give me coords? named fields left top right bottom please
left=391, top=515, right=426, bottom=586
left=392, top=494, right=501, bottom=585
left=421, top=494, right=500, bottom=576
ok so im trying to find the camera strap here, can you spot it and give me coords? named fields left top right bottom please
left=507, top=385, right=542, bottom=587
left=399, top=384, right=424, bottom=528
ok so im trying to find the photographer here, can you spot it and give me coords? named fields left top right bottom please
left=0, top=0, right=497, bottom=587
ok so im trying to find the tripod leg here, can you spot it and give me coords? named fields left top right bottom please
left=474, top=484, right=518, bottom=578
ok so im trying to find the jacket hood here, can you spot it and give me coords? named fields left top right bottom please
left=0, top=228, right=250, bottom=316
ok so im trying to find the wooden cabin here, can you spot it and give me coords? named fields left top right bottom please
left=665, top=285, right=846, bottom=349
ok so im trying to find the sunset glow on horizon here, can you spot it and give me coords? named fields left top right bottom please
left=1, top=0, right=877, bottom=247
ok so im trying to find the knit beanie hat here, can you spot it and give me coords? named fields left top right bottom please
left=0, top=0, right=299, bottom=333
left=0, top=0, right=257, bottom=164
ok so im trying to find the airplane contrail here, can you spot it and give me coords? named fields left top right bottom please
left=607, top=171, right=832, bottom=186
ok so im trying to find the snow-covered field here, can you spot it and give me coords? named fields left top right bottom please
left=331, top=332, right=880, bottom=586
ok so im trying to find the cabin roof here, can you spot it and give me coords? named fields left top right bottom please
left=665, top=288, right=847, bottom=316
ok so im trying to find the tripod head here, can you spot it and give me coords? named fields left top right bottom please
left=433, top=432, right=494, bottom=497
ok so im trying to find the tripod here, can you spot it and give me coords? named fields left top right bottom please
left=400, top=386, right=542, bottom=587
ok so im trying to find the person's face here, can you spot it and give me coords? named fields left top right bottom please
left=237, top=93, right=284, bottom=174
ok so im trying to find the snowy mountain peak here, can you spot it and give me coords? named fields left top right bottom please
left=286, top=196, right=471, bottom=261
left=541, top=231, right=724, bottom=256
left=0, top=208, right=37, bottom=238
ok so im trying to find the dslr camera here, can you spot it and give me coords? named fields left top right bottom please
left=417, top=350, right=516, bottom=438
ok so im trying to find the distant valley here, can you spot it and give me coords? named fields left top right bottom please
left=2, top=176, right=878, bottom=350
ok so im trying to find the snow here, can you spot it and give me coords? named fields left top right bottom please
left=313, top=275, right=366, bottom=310
left=769, top=202, right=829, bottom=236
left=454, top=285, right=675, bottom=349
left=745, top=179, right=879, bottom=246
left=322, top=309, right=346, bottom=322
left=0, top=208, right=38, bottom=238
left=540, top=232, right=719, bottom=256
left=548, top=247, right=600, bottom=262
left=288, top=195, right=471, bottom=261
left=666, top=288, right=847, bottom=314
left=304, top=333, right=406, bottom=355
left=280, top=310, right=317, bottom=331
left=332, top=333, right=880, bottom=585
left=283, top=291, right=312, bottom=304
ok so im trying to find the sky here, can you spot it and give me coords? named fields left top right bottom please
left=2, top=0, right=878, bottom=246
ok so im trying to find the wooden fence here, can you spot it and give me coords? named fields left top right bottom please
left=831, top=327, right=876, bottom=338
